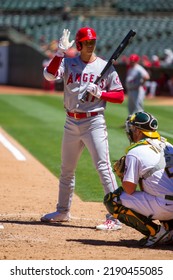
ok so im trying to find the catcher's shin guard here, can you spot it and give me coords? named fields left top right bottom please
left=104, top=187, right=123, bottom=214
left=104, top=192, right=158, bottom=236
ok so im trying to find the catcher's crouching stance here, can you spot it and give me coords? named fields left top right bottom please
left=104, top=111, right=173, bottom=247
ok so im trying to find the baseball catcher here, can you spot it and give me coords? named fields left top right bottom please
left=104, top=111, right=173, bottom=247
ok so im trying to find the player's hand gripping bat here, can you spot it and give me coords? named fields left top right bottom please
left=80, top=29, right=136, bottom=103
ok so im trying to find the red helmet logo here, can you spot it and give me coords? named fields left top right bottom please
left=75, top=27, right=97, bottom=51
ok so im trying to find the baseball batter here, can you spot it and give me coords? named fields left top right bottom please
left=41, top=27, right=124, bottom=230
left=125, top=54, right=150, bottom=115
left=104, top=111, right=173, bottom=246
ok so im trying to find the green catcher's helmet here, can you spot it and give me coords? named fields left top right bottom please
left=126, top=111, right=160, bottom=142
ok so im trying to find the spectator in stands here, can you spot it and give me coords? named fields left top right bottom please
left=151, top=55, right=161, bottom=68
left=125, top=54, right=150, bottom=114
left=146, top=71, right=171, bottom=97
left=39, top=35, right=48, bottom=52
left=49, top=40, right=58, bottom=53
left=161, top=49, right=173, bottom=67
left=61, top=5, right=72, bottom=21
left=141, top=55, right=152, bottom=68
left=156, top=72, right=170, bottom=95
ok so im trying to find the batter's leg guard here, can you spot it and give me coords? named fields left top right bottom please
left=104, top=191, right=159, bottom=237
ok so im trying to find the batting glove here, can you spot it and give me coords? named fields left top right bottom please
left=86, top=83, right=102, bottom=99
left=57, top=29, right=74, bottom=57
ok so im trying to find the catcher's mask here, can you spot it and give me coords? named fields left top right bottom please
left=125, top=111, right=160, bottom=142
left=75, top=27, right=97, bottom=51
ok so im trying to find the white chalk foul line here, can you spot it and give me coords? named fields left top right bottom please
left=0, top=132, right=26, bottom=161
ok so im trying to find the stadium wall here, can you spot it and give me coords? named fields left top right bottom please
left=8, top=43, right=45, bottom=88
left=1, top=35, right=173, bottom=94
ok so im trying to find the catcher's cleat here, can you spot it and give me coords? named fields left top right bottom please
left=158, top=230, right=173, bottom=245
left=96, top=218, right=122, bottom=231
left=140, top=226, right=169, bottom=247
left=40, top=211, right=70, bottom=223
left=138, top=236, right=148, bottom=247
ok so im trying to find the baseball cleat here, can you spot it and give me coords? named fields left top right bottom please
left=40, top=211, right=70, bottom=223
left=140, top=226, right=169, bottom=247
left=96, top=219, right=122, bottom=231
left=158, top=230, right=173, bottom=245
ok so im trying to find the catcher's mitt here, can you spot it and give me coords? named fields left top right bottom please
left=113, top=156, right=126, bottom=180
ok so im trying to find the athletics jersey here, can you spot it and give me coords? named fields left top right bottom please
left=57, top=55, right=123, bottom=112
left=123, top=138, right=173, bottom=197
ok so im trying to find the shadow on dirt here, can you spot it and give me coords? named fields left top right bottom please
left=0, top=219, right=94, bottom=230
left=66, top=238, right=173, bottom=251
left=1, top=220, right=172, bottom=250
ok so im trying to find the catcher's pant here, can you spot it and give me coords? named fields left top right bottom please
left=57, top=113, right=118, bottom=213
left=120, top=191, right=173, bottom=221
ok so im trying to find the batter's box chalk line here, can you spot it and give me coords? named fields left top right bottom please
left=0, top=224, right=4, bottom=229
left=0, top=132, right=26, bottom=161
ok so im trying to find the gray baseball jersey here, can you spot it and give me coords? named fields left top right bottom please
left=125, top=64, right=148, bottom=90
left=57, top=55, right=123, bottom=112
left=125, top=64, right=149, bottom=114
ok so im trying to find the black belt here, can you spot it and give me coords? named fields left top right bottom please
left=67, top=112, right=99, bottom=119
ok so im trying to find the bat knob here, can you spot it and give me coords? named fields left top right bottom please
left=79, top=91, right=89, bottom=103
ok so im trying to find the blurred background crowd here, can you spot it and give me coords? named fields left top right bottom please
left=0, top=0, right=173, bottom=96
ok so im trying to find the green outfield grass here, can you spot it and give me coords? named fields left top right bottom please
left=0, top=93, right=173, bottom=202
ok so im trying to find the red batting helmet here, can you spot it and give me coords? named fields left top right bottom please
left=129, top=53, right=140, bottom=63
left=75, top=27, right=97, bottom=51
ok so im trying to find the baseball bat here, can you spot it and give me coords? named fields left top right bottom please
left=80, top=29, right=136, bottom=103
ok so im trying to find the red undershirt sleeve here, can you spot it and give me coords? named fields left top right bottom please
left=46, top=56, right=63, bottom=76
left=101, top=90, right=125, bottom=103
